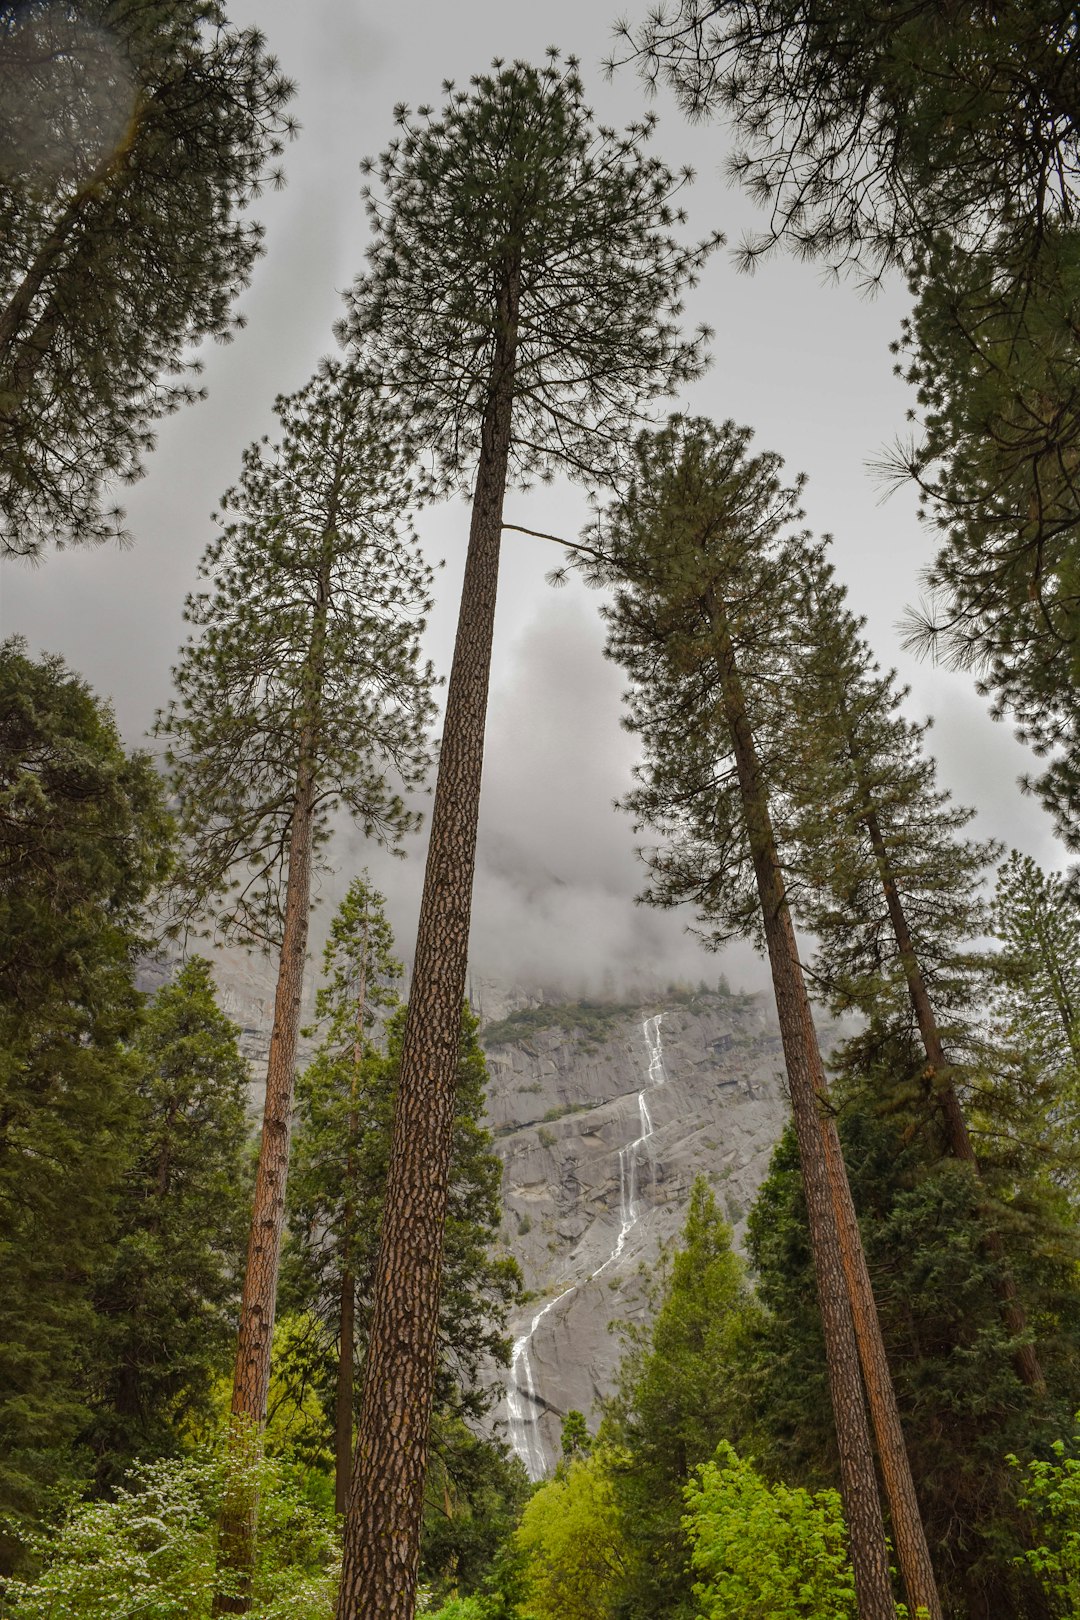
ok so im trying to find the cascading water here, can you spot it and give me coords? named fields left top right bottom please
left=503, top=1013, right=668, bottom=1479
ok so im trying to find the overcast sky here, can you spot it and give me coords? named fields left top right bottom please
left=0, top=0, right=1065, bottom=996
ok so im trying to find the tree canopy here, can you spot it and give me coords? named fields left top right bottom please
left=0, top=1, right=296, bottom=555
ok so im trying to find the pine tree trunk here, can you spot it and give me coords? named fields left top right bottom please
left=716, top=634, right=894, bottom=1620
left=713, top=607, right=939, bottom=1620
left=858, top=798, right=1046, bottom=1394
left=212, top=549, right=331, bottom=1616
left=336, top=926, right=368, bottom=1518
left=337, top=257, right=520, bottom=1620
left=335, top=1267, right=355, bottom=1519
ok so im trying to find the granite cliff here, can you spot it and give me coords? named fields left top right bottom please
left=477, top=987, right=791, bottom=1478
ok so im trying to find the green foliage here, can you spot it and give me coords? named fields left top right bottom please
left=744, top=1114, right=1080, bottom=1618
left=896, top=230, right=1080, bottom=847
left=620, top=2, right=1080, bottom=279
left=342, top=52, right=718, bottom=490
left=86, top=958, right=251, bottom=1491
left=989, top=852, right=1080, bottom=1199
left=515, top=1452, right=628, bottom=1620
left=619, top=2, right=1080, bottom=844
left=603, top=1177, right=762, bottom=1619
left=0, top=1449, right=338, bottom=1619
left=481, top=1002, right=638, bottom=1051
left=157, top=361, right=435, bottom=948
left=284, top=887, right=523, bottom=1429
left=1010, top=1416, right=1080, bottom=1614
left=420, top=1415, right=529, bottom=1605
left=0, top=640, right=172, bottom=1569
left=560, top=1412, right=591, bottom=1464
left=683, top=1443, right=856, bottom=1620
left=0, top=1, right=297, bottom=554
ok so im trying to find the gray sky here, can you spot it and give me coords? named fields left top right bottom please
left=0, top=0, right=1064, bottom=995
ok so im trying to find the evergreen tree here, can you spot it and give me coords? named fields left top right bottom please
left=336, top=54, right=718, bottom=1619
left=285, top=975, right=523, bottom=1515
left=281, top=874, right=403, bottom=1515
left=744, top=1112, right=1080, bottom=1620
left=0, top=1, right=296, bottom=554
left=602, top=1178, right=760, bottom=1620
left=780, top=550, right=1045, bottom=1391
left=618, top=1, right=1080, bottom=279
left=0, top=639, right=171, bottom=1571
left=617, top=2, right=1080, bottom=844
left=156, top=360, right=435, bottom=1611
left=590, top=415, right=939, bottom=1619
left=989, top=852, right=1080, bottom=1205
left=86, top=957, right=251, bottom=1493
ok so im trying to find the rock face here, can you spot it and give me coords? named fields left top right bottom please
left=480, top=988, right=791, bottom=1478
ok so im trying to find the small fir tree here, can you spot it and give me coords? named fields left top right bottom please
left=86, top=957, right=251, bottom=1492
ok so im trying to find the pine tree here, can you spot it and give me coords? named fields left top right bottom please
left=86, top=957, right=251, bottom=1493
left=602, top=1178, right=760, bottom=1620
left=745, top=1112, right=1080, bottom=1619
left=336, top=54, right=718, bottom=1619
left=779, top=551, right=1046, bottom=1390
left=155, top=360, right=435, bottom=1611
left=617, top=2, right=1080, bottom=845
left=990, top=851, right=1080, bottom=1202
left=285, top=962, right=522, bottom=1516
left=590, top=416, right=940, bottom=1620
left=617, top=1, right=1080, bottom=280
left=0, top=639, right=172, bottom=1571
left=0, top=1, right=296, bottom=555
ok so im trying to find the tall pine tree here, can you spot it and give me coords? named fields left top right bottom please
left=156, top=359, right=435, bottom=1611
left=589, top=416, right=940, bottom=1619
left=86, top=956, right=250, bottom=1493
left=336, top=54, right=717, bottom=1619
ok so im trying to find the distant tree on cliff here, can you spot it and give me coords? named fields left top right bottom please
left=156, top=361, right=435, bottom=1611
left=0, top=1, right=296, bottom=555
left=0, top=639, right=171, bottom=1570
left=336, top=55, right=718, bottom=1617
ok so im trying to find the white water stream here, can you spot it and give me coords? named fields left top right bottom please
left=504, top=1013, right=668, bottom=1480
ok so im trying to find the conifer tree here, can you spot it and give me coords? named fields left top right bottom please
left=991, top=851, right=1080, bottom=1202
left=0, top=639, right=171, bottom=1571
left=336, top=54, right=717, bottom=1618
left=285, top=884, right=521, bottom=1514
left=590, top=416, right=940, bottom=1620
left=0, top=1, right=296, bottom=555
left=87, top=957, right=250, bottom=1493
left=617, top=2, right=1080, bottom=844
left=779, top=552, right=1046, bottom=1390
left=156, top=360, right=435, bottom=1610
left=602, top=1178, right=760, bottom=1619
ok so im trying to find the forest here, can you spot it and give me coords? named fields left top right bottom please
left=2, top=3, right=1080, bottom=1618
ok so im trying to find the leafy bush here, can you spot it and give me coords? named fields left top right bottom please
left=0, top=1449, right=338, bottom=1619
left=683, top=1443, right=857, bottom=1620
left=1010, top=1418, right=1080, bottom=1613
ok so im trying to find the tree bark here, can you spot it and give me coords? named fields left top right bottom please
left=337, top=258, right=520, bottom=1620
left=856, top=794, right=1046, bottom=1394
left=713, top=619, right=899, bottom=1620
left=714, top=610, right=941, bottom=1620
left=336, top=919, right=369, bottom=1518
left=212, top=545, right=332, bottom=1616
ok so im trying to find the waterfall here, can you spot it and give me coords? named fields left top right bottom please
left=503, top=1013, right=668, bottom=1478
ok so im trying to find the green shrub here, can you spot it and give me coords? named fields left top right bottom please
left=0, top=1449, right=338, bottom=1619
